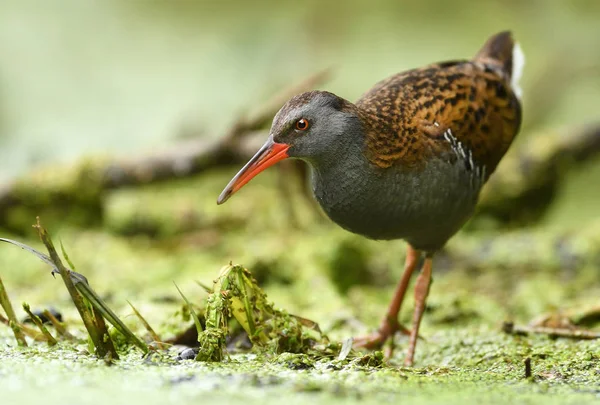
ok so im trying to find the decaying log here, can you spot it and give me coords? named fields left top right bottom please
left=0, top=63, right=598, bottom=232
left=0, top=70, right=330, bottom=233
left=503, top=321, right=600, bottom=340
left=100, top=68, right=332, bottom=189
left=477, top=123, right=600, bottom=225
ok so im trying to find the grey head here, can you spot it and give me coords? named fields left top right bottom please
left=271, top=90, right=364, bottom=164
left=217, top=90, right=365, bottom=204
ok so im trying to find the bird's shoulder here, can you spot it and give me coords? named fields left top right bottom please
left=356, top=60, right=521, bottom=178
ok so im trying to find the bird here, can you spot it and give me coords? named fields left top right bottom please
left=217, top=31, right=524, bottom=366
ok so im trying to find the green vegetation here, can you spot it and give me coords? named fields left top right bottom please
left=1, top=2, right=599, bottom=404
left=1, top=170, right=599, bottom=404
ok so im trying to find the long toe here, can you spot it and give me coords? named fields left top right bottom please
left=353, top=321, right=412, bottom=351
left=353, top=332, right=387, bottom=350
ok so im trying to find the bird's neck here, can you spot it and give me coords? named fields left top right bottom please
left=308, top=131, right=376, bottom=215
left=307, top=104, right=381, bottom=209
left=308, top=113, right=370, bottom=180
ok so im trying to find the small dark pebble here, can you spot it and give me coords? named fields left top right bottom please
left=177, top=348, right=198, bottom=361
left=22, top=307, right=62, bottom=324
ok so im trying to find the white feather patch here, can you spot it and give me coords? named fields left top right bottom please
left=511, top=43, right=525, bottom=100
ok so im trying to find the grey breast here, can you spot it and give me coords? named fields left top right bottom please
left=311, top=153, right=483, bottom=252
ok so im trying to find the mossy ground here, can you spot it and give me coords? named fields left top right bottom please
left=1, top=170, right=599, bottom=404
left=2, top=331, right=600, bottom=405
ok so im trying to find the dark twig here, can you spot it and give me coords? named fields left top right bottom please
left=503, top=321, right=600, bottom=340
left=478, top=123, right=600, bottom=225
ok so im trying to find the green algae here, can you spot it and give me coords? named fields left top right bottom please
left=195, top=264, right=333, bottom=361
left=2, top=329, right=599, bottom=405
left=1, top=168, right=600, bottom=404
left=1, top=0, right=599, bottom=401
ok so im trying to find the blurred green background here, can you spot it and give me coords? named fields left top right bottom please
left=1, top=2, right=600, bottom=404
left=1, top=0, right=599, bottom=181
left=0, top=0, right=599, bottom=325
left=0, top=0, right=599, bottom=312
left=0, top=0, right=598, bottom=331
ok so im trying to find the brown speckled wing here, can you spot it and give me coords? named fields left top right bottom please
left=357, top=61, right=521, bottom=179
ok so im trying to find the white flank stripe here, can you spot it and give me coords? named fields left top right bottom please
left=511, top=43, right=525, bottom=100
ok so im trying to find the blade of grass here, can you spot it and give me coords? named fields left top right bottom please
left=0, top=238, right=56, bottom=268
left=1, top=226, right=147, bottom=355
left=60, top=239, right=77, bottom=270
left=42, top=309, right=75, bottom=340
left=0, top=312, right=46, bottom=341
left=91, top=305, right=119, bottom=359
left=195, top=280, right=213, bottom=294
left=0, top=275, right=28, bottom=346
left=74, top=281, right=148, bottom=354
left=22, top=303, right=57, bottom=346
left=174, top=282, right=204, bottom=336
left=58, top=239, right=119, bottom=358
left=0, top=237, right=88, bottom=284
left=127, top=301, right=165, bottom=350
left=33, top=218, right=109, bottom=357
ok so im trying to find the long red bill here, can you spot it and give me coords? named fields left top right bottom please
left=217, top=136, right=290, bottom=204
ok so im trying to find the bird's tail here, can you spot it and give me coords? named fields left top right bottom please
left=474, top=31, right=524, bottom=99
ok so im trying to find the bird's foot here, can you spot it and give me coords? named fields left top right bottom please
left=353, top=318, right=411, bottom=358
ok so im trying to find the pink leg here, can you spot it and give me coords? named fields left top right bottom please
left=354, top=246, right=421, bottom=354
left=404, top=255, right=433, bottom=366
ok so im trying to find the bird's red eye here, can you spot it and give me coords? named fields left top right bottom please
left=295, top=118, right=309, bottom=131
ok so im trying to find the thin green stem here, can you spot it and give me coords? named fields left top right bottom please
left=0, top=275, right=28, bottom=347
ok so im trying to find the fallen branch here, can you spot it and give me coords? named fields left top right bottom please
left=0, top=74, right=597, bottom=232
left=0, top=69, right=331, bottom=233
left=502, top=321, right=600, bottom=340
left=478, top=123, right=600, bottom=225
left=102, top=68, right=330, bottom=188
